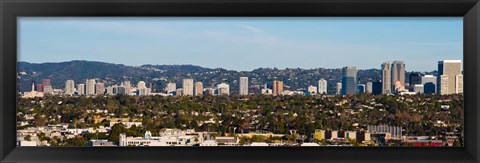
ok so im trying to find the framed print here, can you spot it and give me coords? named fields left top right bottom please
left=1, top=0, right=480, bottom=162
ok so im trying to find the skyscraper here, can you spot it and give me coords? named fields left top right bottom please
left=137, top=81, right=149, bottom=95
left=341, top=66, right=357, bottom=95
left=77, top=84, right=85, bottom=95
left=455, top=75, right=463, bottom=94
left=382, top=61, right=405, bottom=94
left=318, top=79, right=327, bottom=95
left=381, top=61, right=392, bottom=94
left=336, top=83, right=342, bottom=95
left=123, top=80, right=131, bottom=94
left=217, top=83, right=230, bottom=95
left=422, top=75, right=437, bottom=94
left=366, top=82, right=373, bottom=94
left=437, top=60, right=462, bottom=95
left=183, top=79, right=194, bottom=96
left=65, top=80, right=75, bottom=95
left=36, top=84, right=44, bottom=92
left=86, top=79, right=96, bottom=95
left=273, top=80, right=284, bottom=95
left=95, top=82, right=105, bottom=95
left=137, top=81, right=146, bottom=89
left=166, top=83, right=176, bottom=93
left=195, top=82, right=203, bottom=96
left=42, top=79, right=51, bottom=86
left=106, top=86, right=115, bottom=95
left=308, top=85, right=317, bottom=95
left=372, top=80, right=382, bottom=95
left=239, top=77, right=249, bottom=95
left=409, top=72, right=422, bottom=91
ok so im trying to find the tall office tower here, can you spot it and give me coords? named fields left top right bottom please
left=366, top=82, right=373, bottom=93
left=117, top=86, right=126, bottom=95
left=308, top=85, right=318, bottom=95
left=137, top=81, right=149, bottom=95
left=239, top=77, right=249, bottom=95
left=392, top=61, right=406, bottom=90
left=195, top=82, right=204, bottom=96
left=43, top=85, right=53, bottom=94
left=149, top=83, right=156, bottom=93
left=409, top=72, right=422, bottom=91
left=95, top=82, right=105, bottom=95
left=77, top=84, right=85, bottom=95
left=437, top=60, right=462, bottom=95
left=137, top=81, right=146, bottom=89
left=273, top=80, right=284, bottom=95
left=249, top=85, right=261, bottom=94
left=421, top=75, right=437, bottom=94
left=456, top=75, right=463, bottom=94
left=106, top=86, right=114, bottom=95
left=382, top=61, right=405, bottom=94
left=85, top=79, right=96, bottom=95
left=65, top=80, right=75, bottom=95
left=318, top=78, right=327, bottom=94
left=42, top=79, right=51, bottom=86
left=341, top=66, right=357, bottom=95
left=36, top=84, right=44, bottom=92
left=183, top=79, right=194, bottom=96
left=175, top=88, right=183, bottom=96
left=166, top=83, right=176, bottom=93
left=123, top=80, right=131, bottom=94
left=358, top=84, right=366, bottom=94
left=336, top=83, right=342, bottom=95
left=372, top=80, right=382, bottom=95
left=381, top=61, right=393, bottom=94
left=112, top=85, right=118, bottom=95
left=217, top=83, right=230, bottom=95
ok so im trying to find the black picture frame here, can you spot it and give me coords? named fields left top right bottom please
left=1, top=0, right=479, bottom=162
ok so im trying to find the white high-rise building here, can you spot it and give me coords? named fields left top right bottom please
left=336, top=83, right=342, bottom=95
left=318, top=79, right=327, bottom=94
left=308, top=85, right=317, bottom=95
left=138, top=81, right=146, bottom=89
left=77, top=84, right=85, bottom=95
left=65, top=80, right=75, bottom=95
left=106, top=86, right=115, bottom=95
left=166, top=83, right=176, bottom=93
left=123, top=81, right=131, bottom=94
left=382, top=61, right=405, bottom=94
left=437, top=60, right=462, bottom=95
left=183, top=79, right=194, bottom=96
left=455, top=75, right=463, bottom=94
left=95, top=83, right=105, bottom=95
left=86, top=79, right=96, bottom=95
left=195, top=82, right=203, bottom=96
left=366, top=82, right=373, bottom=93
left=217, top=83, right=230, bottom=95
left=239, top=77, right=249, bottom=95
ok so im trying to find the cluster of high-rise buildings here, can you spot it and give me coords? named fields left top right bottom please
left=335, top=60, right=463, bottom=96
left=21, top=59, right=462, bottom=98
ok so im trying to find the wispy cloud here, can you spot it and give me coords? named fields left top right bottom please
left=238, top=24, right=264, bottom=34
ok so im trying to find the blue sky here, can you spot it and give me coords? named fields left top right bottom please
left=18, top=17, right=463, bottom=72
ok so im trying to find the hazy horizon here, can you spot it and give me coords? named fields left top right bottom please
left=19, top=17, right=463, bottom=72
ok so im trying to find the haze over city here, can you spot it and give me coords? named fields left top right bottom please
left=18, top=17, right=462, bottom=72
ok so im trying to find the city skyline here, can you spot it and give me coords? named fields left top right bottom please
left=19, top=17, right=462, bottom=72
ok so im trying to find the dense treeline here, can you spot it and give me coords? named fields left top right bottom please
left=17, top=93, right=463, bottom=138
